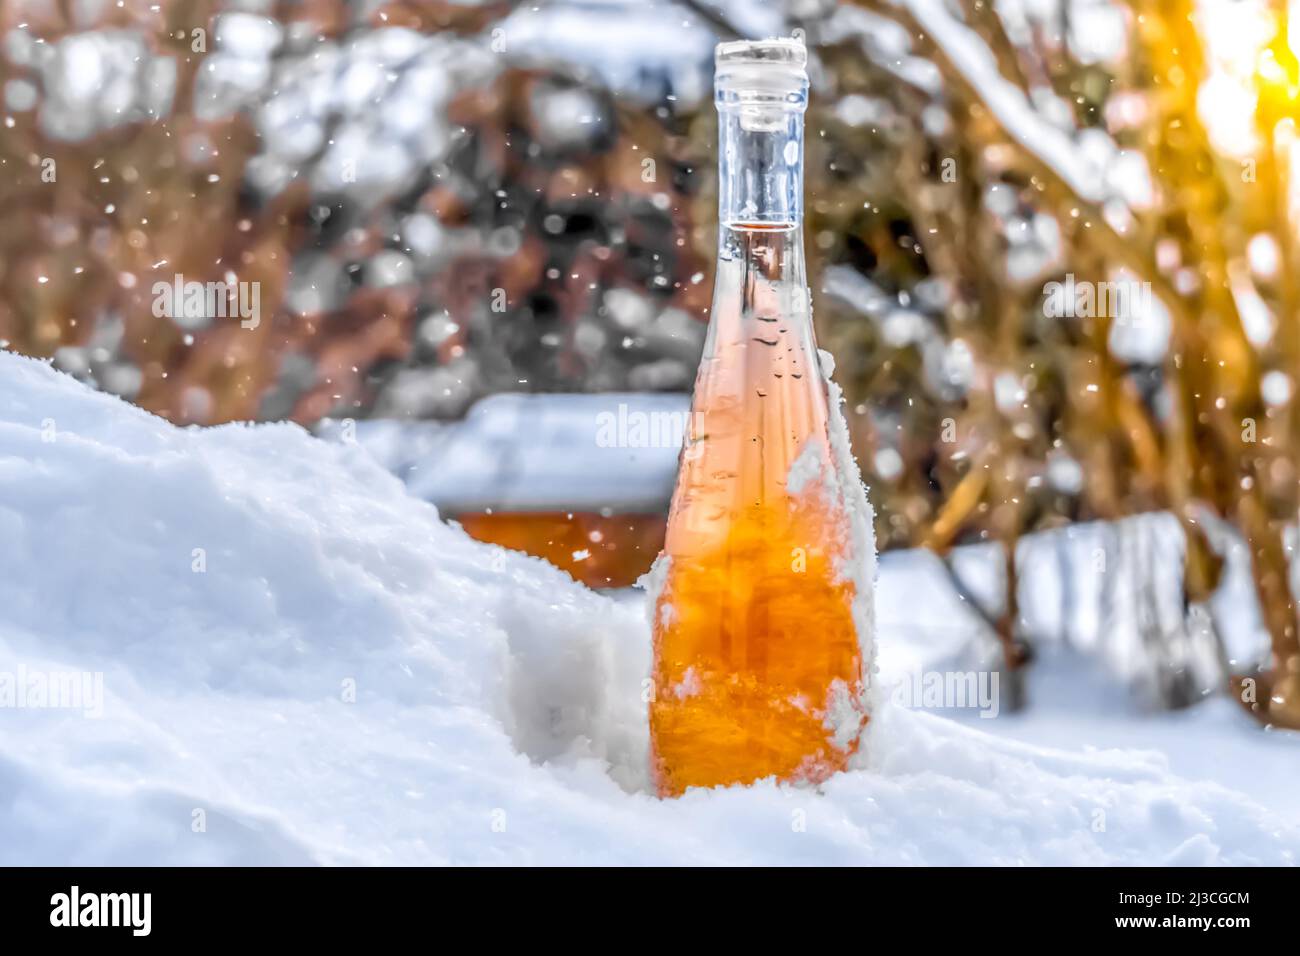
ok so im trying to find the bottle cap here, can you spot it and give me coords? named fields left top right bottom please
left=715, top=37, right=809, bottom=102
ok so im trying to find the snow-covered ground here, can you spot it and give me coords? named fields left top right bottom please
left=874, top=546, right=1300, bottom=831
left=1, top=350, right=1297, bottom=865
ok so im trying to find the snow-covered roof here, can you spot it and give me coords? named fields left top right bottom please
left=335, top=392, right=689, bottom=514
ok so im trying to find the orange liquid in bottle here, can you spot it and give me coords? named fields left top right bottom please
left=649, top=223, right=867, bottom=796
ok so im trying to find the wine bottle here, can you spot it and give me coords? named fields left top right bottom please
left=648, top=38, right=872, bottom=796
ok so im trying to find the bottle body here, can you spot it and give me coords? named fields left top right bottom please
left=649, top=41, right=868, bottom=796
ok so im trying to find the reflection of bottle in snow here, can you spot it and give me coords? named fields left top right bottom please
left=648, top=39, right=874, bottom=797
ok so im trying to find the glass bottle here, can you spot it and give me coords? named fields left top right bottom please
left=649, top=38, right=870, bottom=796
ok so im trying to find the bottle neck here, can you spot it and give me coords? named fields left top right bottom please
left=710, top=223, right=810, bottom=342
left=711, top=96, right=811, bottom=347
left=716, top=99, right=806, bottom=227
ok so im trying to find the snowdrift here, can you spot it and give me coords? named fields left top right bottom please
left=0, top=350, right=1295, bottom=864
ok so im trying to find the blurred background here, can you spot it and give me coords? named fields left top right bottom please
left=6, top=0, right=1300, bottom=732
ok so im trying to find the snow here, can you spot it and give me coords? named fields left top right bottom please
left=230, top=28, right=499, bottom=202
left=498, top=0, right=716, bottom=105
left=1, top=349, right=1298, bottom=864
left=36, top=29, right=175, bottom=141
left=324, top=393, right=689, bottom=514
left=820, top=349, right=880, bottom=723
left=901, top=0, right=1113, bottom=204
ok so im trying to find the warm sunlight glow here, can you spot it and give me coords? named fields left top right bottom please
left=1195, top=0, right=1274, bottom=155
